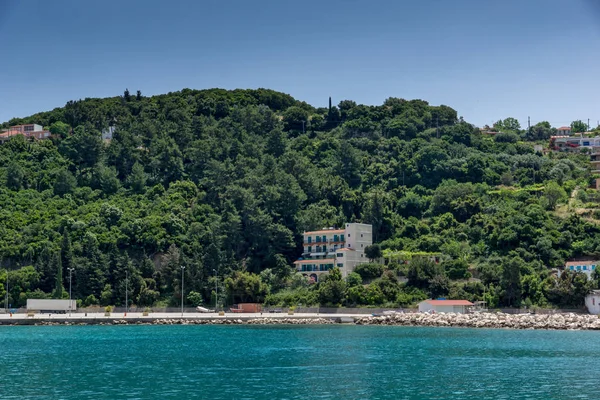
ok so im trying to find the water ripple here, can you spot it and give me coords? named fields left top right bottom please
left=0, top=325, right=599, bottom=399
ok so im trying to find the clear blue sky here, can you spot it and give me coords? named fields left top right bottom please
left=1, top=0, right=599, bottom=128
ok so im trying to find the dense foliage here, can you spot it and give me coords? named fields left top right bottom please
left=1, top=88, right=599, bottom=310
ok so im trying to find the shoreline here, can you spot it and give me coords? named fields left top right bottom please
left=1, top=311, right=600, bottom=330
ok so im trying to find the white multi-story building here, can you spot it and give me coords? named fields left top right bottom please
left=294, top=223, right=372, bottom=281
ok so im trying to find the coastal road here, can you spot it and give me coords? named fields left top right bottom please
left=0, top=311, right=366, bottom=322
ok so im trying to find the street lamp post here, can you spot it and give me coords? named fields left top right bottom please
left=213, top=269, right=217, bottom=312
left=67, top=268, right=74, bottom=316
left=4, top=270, right=8, bottom=313
left=180, top=266, right=185, bottom=317
left=125, top=270, right=128, bottom=316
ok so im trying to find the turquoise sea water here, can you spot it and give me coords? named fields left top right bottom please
left=1, top=325, right=599, bottom=399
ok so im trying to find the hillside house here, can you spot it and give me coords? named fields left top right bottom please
left=556, top=126, right=572, bottom=136
left=561, top=260, right=598, bottom=279
left=0, top=124, right=51, bottom=142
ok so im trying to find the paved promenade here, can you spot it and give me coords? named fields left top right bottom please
left=0, top=311, right=359, bottom=323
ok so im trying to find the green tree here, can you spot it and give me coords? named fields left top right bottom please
left=187, top=291, right=203, bottom=306
left=49, top=121, right=70, bottom=138
left=53, top=169, right=77, bottom=197
left=500, top=257, right=523, bottom=307
left=494, top=117, right=521, bottom=133
left=543, top=181, right=567, bottom=210
left=571, top=120, right=587, bottom=133
left=345, top=272, right=362, bottom=287
left=362, top=189, right=393, bottom=242
left=225, top=271, right=269, bottom=303
left=364, top=244, right=383, bottom=261
left=317, top=268, right=347, bottom=305
left=282, top=106, right=309, bottom=132
left=59, top=126, right=103, bottom=171
left=354, top=263, right=384, bottom=280
left=528, top=121, right=553, bottom=140
left=6, top=161, right=24, bottom=191
left=128, top=162, right=147, bottom=193
left=100, top=284, right=113, bottom=306
left=94, top=165, right=120, bottom=195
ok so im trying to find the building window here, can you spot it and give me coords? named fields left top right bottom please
left=593, top=265, right=596, bottom=270
left=333, top=235, right=338, bottom=242
left=361, top=254, right=363, bottom=257
left=316, top=236, right=321, bottom=243
left=308, top=246, right=312, bottom=252
left=348, top=234, right=351, bottom=237
left=337, top=263, right=343, bottom=268
left=322, top=235, right=326, bottom=242
left=570, top=266, right=574, bottom=270
left=583, top=266, right=588, bottom=270
left=336, top=253, right=343, bottom=258
left=577, top=266, right=581, bottom=270
left=361, top=234, right=363, bottom=237
left=24, top=125, right=34, bottom=132
left=593, top=298, right=596, bottom=306
left=361, top=244, right=364, bottom=248
left=340, top=234, right=344, bottom=241
left=307, top=237, right=311, bottom=243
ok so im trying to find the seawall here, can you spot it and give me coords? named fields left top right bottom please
left=2, top=311, right=600, bottom=329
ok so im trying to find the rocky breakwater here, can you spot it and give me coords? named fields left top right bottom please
left=355, top=312, right=600, bottom=330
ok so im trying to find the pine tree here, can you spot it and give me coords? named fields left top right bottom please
left=128, top=162, right=147, bottom=193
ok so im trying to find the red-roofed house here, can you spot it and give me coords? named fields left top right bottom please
left=418, top=299, right=474, bottom=314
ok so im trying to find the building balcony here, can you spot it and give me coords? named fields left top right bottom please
left=296, top=265, right=335, bottom=273
left=303, top=239, right=346, bottom=245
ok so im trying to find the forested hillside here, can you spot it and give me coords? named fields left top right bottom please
left=0, top=88, right=598, bottom=310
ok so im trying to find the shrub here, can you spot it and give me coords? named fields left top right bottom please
left=354, top=263, right=384, bottom=280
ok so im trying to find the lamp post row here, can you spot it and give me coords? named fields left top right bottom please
left=26, top=264, right=216, bottom=316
